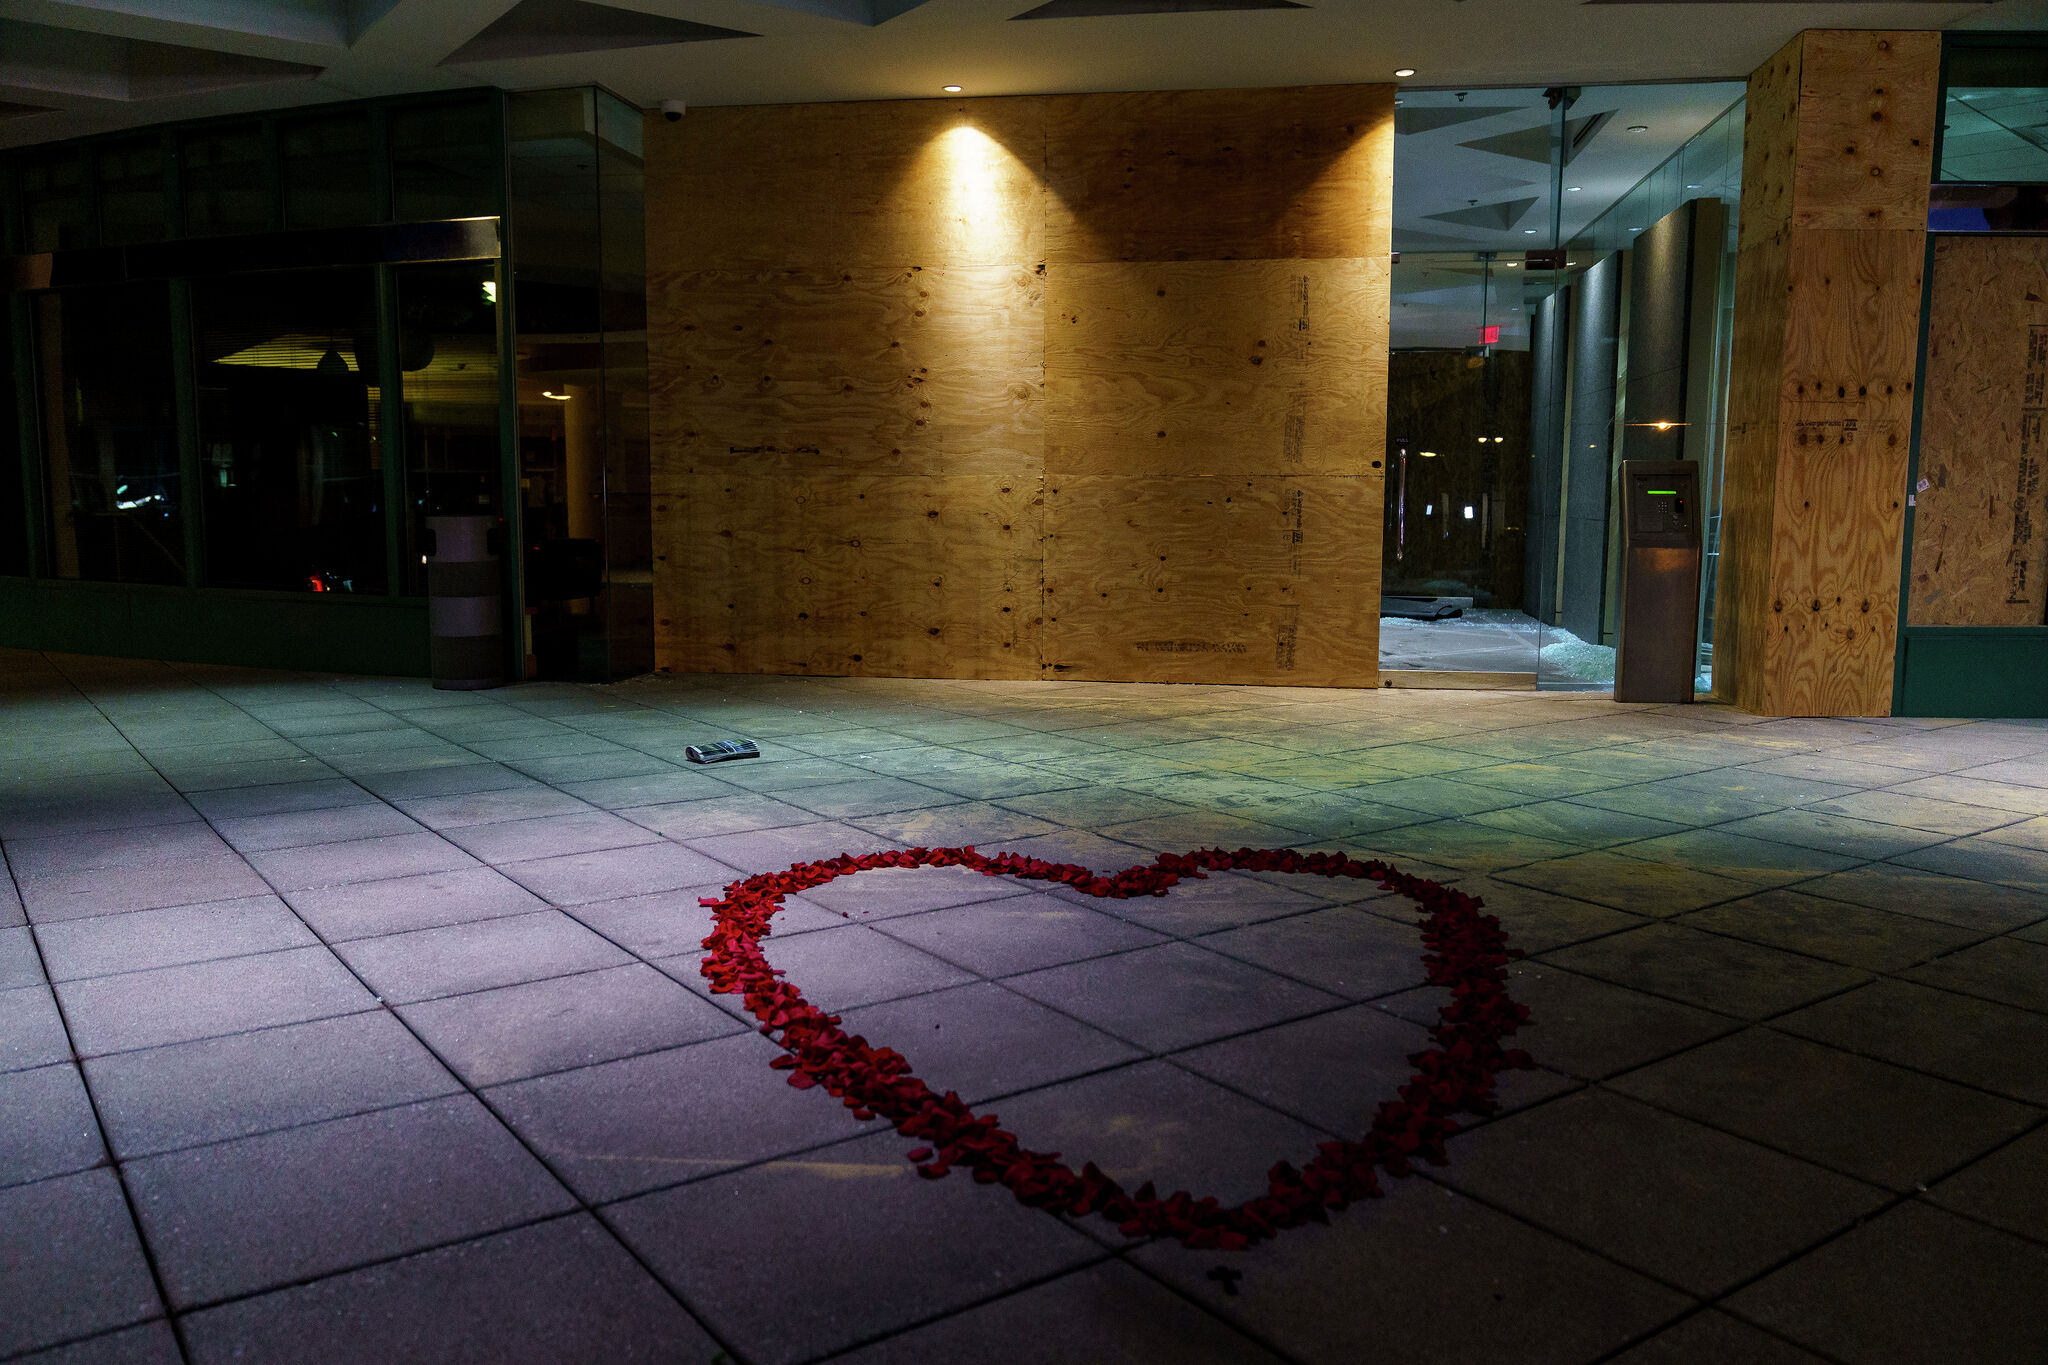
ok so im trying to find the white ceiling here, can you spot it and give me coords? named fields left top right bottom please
left=0, top=0, right=2042, bottom=153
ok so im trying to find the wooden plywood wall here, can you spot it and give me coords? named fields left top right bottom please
left=1907, top=236, right=2048, bottom=626
left=645, top=86, right=1393, bottom=685
left=1714, top=30, right=1937, bottom=716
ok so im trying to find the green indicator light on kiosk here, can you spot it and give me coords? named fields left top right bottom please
left=1647, top=488, right=1678, bottom=495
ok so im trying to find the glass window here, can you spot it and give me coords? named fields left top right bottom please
left=34, top=284, right=184, bottom=585
left=396, top=262, right=502, bottom=593
left=20, top=151, right=91, bottom=252
left=0, top=314, right=27, bottom=577
left=282, top=112, right=379, bottom=229
left=97, top=136, right=167, bottom=246
left=192, top=268, right=387, bottom=594
left=183, top=124, right=274, bottom=237
left=390, top=99, right=498, bottom=222
left=1941, top=46, right=2048, bottom=183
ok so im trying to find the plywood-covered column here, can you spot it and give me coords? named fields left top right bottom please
left=1714, top=30, right=1938, bottom=715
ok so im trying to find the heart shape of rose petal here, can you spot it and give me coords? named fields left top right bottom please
left=697, top=846, right=1532, bottom=1252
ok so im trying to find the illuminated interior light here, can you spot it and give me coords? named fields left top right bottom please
left=1425, top=504, right=1433, bottom=515
left=943, top=85, right=963, bottom=93
left=1394, top=68, right=1416, bottom=77
left=541, top=391, right=570, bottom=400
left=1463, top=505, right=1474, bottom=520
left=1627, top=124, right=1649, bottom=133
left=481, top=281, right=497, bottom=304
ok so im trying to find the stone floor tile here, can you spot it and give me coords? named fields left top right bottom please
left=616, top=792, right=818, bottom=840
left=1905, top=935, right=2048, bottom=1013
left=1924, top=1121, right=2048, bottom=1243
left=401, top=962, right=742, bottom=1087
left=55, top=946, right=373, bottom=1056
left=0, top=1063, right=104, bottom=1188
left=1726, top=1201, right=2048, bottom=1365
left=1345, top=774, right=1527, bottom=818
left=500, top=840, right=743, bottom=905
left=127, top=1094, right=575, bottom=1308
left=509, top=750, right=685, bottom=785
left=992, top=786, right=1197, bottom=828
left=777, top=776, right=965, bottom=821
left=34, top=895, right=316, bottom=982
left=1893, top=836, right=2048, bottom=894
left=11, top=1319, right=183, bottom=1364
left=1607, top=1310, right=1828, bottom=1364
left=1539, top=923, right=1869, bottom=1019
left=1570, top=781, right=1783, bottom=825
left=1196, top=906, right=1430, bottom=1000
left=352, top=762, right=533, bottom=801
left=85, top=1010, right=460, bottom=1159
left=485, top=1031, right=864, bottom=1202
left=334, top=909, right=630, bottom=1005
left=1679, top=889, right=1986, bottom=972
left=874, top=891, right=1164, bottom=977
left=968, top=828, right=1156, bottom=873
left=1442, top=1089, right=1885, bottom=1295
left=1, top=873, right=22, bottom=929
left=606, top=1128, right=1102, bottom=1365
left=835, top=981, right=1143, bottom=1104
left=1379, top=961, right=1738, bottom=1081
left=1133, top=1176, right=1689, bottom=1365
left=166, top=758, right=339, bottom=793
left=179, top=1215, right=717, bottom=1365
left=389, top=784, right=595, bottom=829
left=1811, top=789, right=2027, bottom=837
left=1609, top=1027, right=2040, bottom=1191
left=798, top=862, right=1032, bottom=920
left=831, top=1259, right=1284, bottom=1365
left=0, top=923, right=43, bottom=988
left=210, top=803, right=424, bottom=854
left=1, top=982, right=75, bottom=1073
left=1775, top=979, right=2048, bottom=1105
left=182, top=778, right=370, bottom=822
left=1717, top=807, right=1949, bottom=861
left=1006, top=941, right=1342, bottom=1052
left=1607, top=828, right=1860, bottom=887
left=555, top=768, right=731, bottom=809
left=1497, top=850, right=1756, bottom=916
left=1796, top=863, right=2048, bottom=932
left=702, top=754, right=871, bottom=792
left=996, top=1059, right=1328, bottom=1205
left=1368, top=819, right=1580, bottom=874
left=18, top=857, right=273, bottom=923
left=1069, top=867, right=1336, bottom=936
left=1437, top=876, right=1646, bottom=953
left=0, top=791, right=197, bottom=843
left=245, top=830, right=479, bottom=892
left=0, top=1169, right=163, bottom=1358
left=1467, top=799, right=1688, bottom=849
left=1889, top=772, right=2048, bottom=815
left=853, top=801, right=1065, bottom=848
left=441, top=810, right=662, bottom=865
left=760, top=923, right=976, bottom=1010
left=1449, top=762, right=1626, bottom=800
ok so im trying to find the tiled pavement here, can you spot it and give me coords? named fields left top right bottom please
left=2, top=650, right=2046, bottom=1365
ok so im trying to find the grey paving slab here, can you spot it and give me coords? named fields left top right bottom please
left=352, top=762, right=534, bottom=801
left=835, top=981, right=1144, bottom=1104
left=440, top=809, right=663, bottom=865
left=55, top=945, right=375, bottom=1057
left=1441, top=1089, right=1886, bottom=1296
left=245, top=829, right=480, bottom=892
left=1680, top=889, right=1987, bottom=972
left=606, top=1128, right=1102, bottom=1365
left=6, top=822, right=240, bottom=880
left=210, top=803, right=425, bottom=854
left=85, top=1009, right=462, bottom=1159
left=759, top=922, right=977, bottom=1011
left=797, top=863, right=1031, bottom=919
left=485, top=1031, right=862, bottom=1202
left=1894, top=836, right=2048, bottom=894
left=284, top=864, right=549, bottom=941
left=1497, top=849, right=1757, bottom=916
left=1058, top=868, right=1334, bottom=937
left=182, top=778, right=373, bottom=821
left=1466, top=798, right=1688, bottom=849
left=1132, top=1176, right=1689, bottom=1365
left=1796, top=863, right=2048, bottom=932
left=126, top=1094, right=576, bottom=1308
left=1925, top=1121, right=2048, bottom=1244
left=1197, top=906, right=1431, bottom=1000
left=1539, top=922, right=1870, bottom=1020
left=16, top=854, right=273, bottom=924
left=391, top=784, right=597, bottom=831
left=1809, top=789, right=2027, bottom=837
left=500, top=840, right=744, bottom=906
left=1, top=982, right=77, bottom=1073
left=333, top=909, right=631, bottom=1004
left=1726, top=1201, right=2048, bottom=1365
left=0, top=1063, right=104, bottom=1188
left=0, top=1169, right=164, bottom=1358
left=1905, top=935, right=2048, bottom=1013
left=1776, top=979, right=2048, bottom=1105
left=179, top=1215, right=718, bottom=1365
left=554, top=768, right=731, bottom=809
left=1006, top=941, right=1343, bottom=1053
left=1609, top=1027, right=2041, bottom=1191
left=10, top=1320, right=184, bottom=1365
left=399, top=962, right=741, bottom=1086
left=0, top=923, right=42, bottom=988
left=34, top=895, right=316, bottom=982
left=616, top=792, right=818, bottom=840
left=1608, top=1311, right=1829, bottom=1364
left=874, top=890, right=1164, bottom=977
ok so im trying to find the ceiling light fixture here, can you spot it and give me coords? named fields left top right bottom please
left=1627, top=124, right=1649, bottom=133
left=541, top=391, right=571, bottom=400
left=943, top=84, right=963, bottom=93
left=1566, top=185, right=1581, bottom=192
left=1394, top=68, right=1416, bottom=77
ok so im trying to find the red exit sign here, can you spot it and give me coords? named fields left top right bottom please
left=1479, top=325, right=1500, bottom=345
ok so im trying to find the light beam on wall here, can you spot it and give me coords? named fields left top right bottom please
left=939, top=123, right=1010, bottom=242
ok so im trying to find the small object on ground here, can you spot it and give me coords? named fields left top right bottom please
left=685, top=739, right=761, bottom=763
left=1380, top=595, right=1465, bottom=621
left=1207, top=1266, right=1245, bottom=1295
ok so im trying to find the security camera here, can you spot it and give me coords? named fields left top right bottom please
left=661, top=99, right=686, bottom=122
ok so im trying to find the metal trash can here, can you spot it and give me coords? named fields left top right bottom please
left=425, top=514, right=505, bottom=690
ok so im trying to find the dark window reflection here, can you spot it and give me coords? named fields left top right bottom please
left=184, top=125, right=273, bottom=238
left=193, top=269, right=387, bottom=594
left=0, top=317, right=26, bottom=577
left=35, top=285, right=184, bottom=585
left=390, top=100, right=497, bottom=222
left=21, top=152, right=91, bottom=252
left=283, top=113, right=378, bottom=229
left=98, top=137, right=167, bottom=246
left=395, top=262, right=501, bottom=593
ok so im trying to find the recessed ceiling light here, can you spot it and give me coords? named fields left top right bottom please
left=1627, top=124, right=1649, bottom=133
left=943, top=84, right=963, bottom=92
left=1566, top=185, right=1581, bottom=192
left=1523, top=228, right=1537, bottom=234
left=1394, top=68, right=1415, bottom=78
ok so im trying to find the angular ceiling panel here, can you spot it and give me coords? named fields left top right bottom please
left=1423, top=195, right=1539, bottom=230
left=443, top=0, right=756, bottom=63
left=1395, top=105, right=1521, bottom=136
left=1458, top=111, right=1611, bottom=166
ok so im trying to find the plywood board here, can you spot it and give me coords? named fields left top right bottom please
left=1043, top=86, right=1394, bottom=265
left=1792, top=30, right=1939, bottom=232
left=1044, top=257, right=1389, bottom=479
left=646, top=97, right=1047, bottom=269
left=653, top=473, right=1044, bottom=678
left=1042, top=475, right=1382, bottom=685
left=648, top=264, right=1044, bottom=479
left=1909, top=236, right=2048, bottom=627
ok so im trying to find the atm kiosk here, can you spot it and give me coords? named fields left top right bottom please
left=1614, top=461, right=1703, bottom=704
